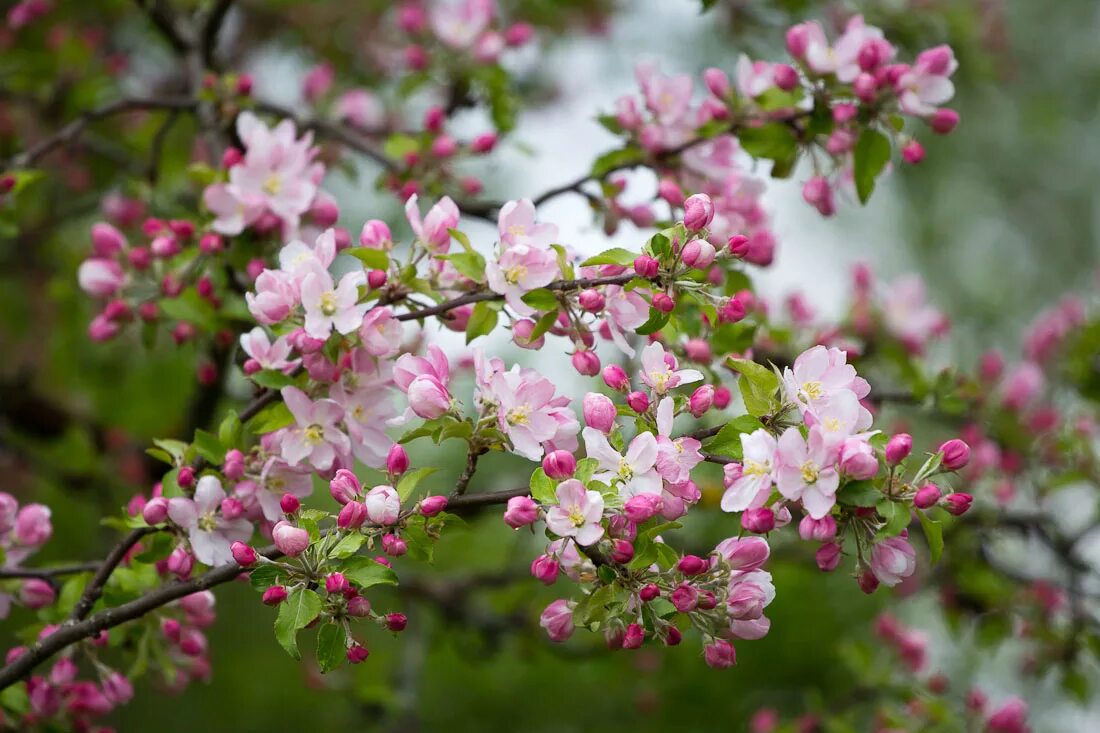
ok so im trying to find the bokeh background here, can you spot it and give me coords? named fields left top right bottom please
left=1, top=0, right=1098, bottom=730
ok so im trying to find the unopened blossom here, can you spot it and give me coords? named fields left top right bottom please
left=870, top=533, right=917, bottom=586
left=775, top=427, right=840, bottom=519
left=485, top=243, right=559, bottom=315
left=727, top=570, right=775, bottom=640
left=240, top=328, right=300, bottom=373
left=394, top=346, right=452, bottom=421
left=279, top=386, right=350, bottom=471
left=713, top=536, right=770, bottom=574
left=544, top=479, right=605, bottom=546
left=720, top=429, right=777, bottom=512
left=638, top=342, right=703, bottom=395
left=405, top=193, right=459, bottom=252
left=583, top=427, right=661, bottom=498
left=334, top=89, right=385, bottom=130
left=364, top=485, right=401, bottom=525
left=359, top=307, right=403, bottom=358
left=77, top=259, right=126, bottom=297
left=167, top=477, right=252, bottom=566
left=539, top=599, right=575, bottom=642
left=300, top=268, right=367, bottom=340
left=246, top=269, right=298, bottom=325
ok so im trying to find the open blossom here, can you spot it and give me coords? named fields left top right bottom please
left=654, top=398, right=703, bottom=484
left=485, top=243, right=559, bottom=315
left=638, top=342, right=703, bottom=395
left=358, top=307, right=403, bottom=358
left=782, top=345, right=870, bottom=418
left=256, top=458, right=313, bottom=521
left=77, top=259, right=126, bottom=297
left=300, top=268, right=367, bottom=340
left=240, top=328, right=299, bottom=373
left=602, top=285, right=650, bottom=357
left=430, top=0, right=493, bottom=49
left=167, top=477, right=252, bottom=566
left=882, top=275, right=948, bottom=353
left=775, top=427, right=840, bottom=519
left=583, top=428, right=661, bottom=498
left=498, top=198, right=558, bottom=249
left=720, top=429, right=777, bottom=512
left=870, top=533, right=917, bottom=586
left=544, top=479, right=605, bottom=546
left=329, top=383, right=394, bottom=468
left=246, top=269, right=298, bottom=325
left=735, top=54, right=775, bottom=98
left=279, top=386, right=350, bottom=471
left=278, top=228, right=337, bottom=277
left=489, top=366, right=567, bottom=461
left=405, top=193, right=459, bottom=252
left=897, top=44, right=958, bottom=116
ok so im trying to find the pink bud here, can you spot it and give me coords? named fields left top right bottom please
left=623, top=493, right=662, bottom=524
left=431, top=135, right=457, bottom=158
left=470, top=132, right=497, bottom=154
left=610, top=539, right=634, bottom=564
left=542, top=450, right=577, bottom=480
left=223, top=449, right=245, bottom=480
left=702, top=67, right=730, bottom=98
left=939, top=439, right=970, bottom=470
left=602, top=364, right=629, bottom=391
left=798, top=515, right=837, bottom=542
left=683, top=193, right=714, bottom=231
left=727, top=234, right=750, bottom=258
left=325, top=572, right=349, bottom=595
left=657, top=178, right=685, bottom=207
left=540, top=599, right=574, bottom=642
left=986, top=698, right=1028, bottom=733
left=626, top=391, right=650, bottom=413
left=942, top=492, right=973, bottom=516
left=773, top=63, right=799, bottom=91
left=713, top=386, right=732, bottom=409
left=929, top=108, right=960, bottom=135
left=512, top=318, right=545, bottom=350
left=678, top=554, right=709, bottom=576
left=719, top=296, right=746, bottom=323
left=279, top=493, right=301, bottom=514
left=385, top=613, right=408, bottom=631
left=230, top=541, right=256, bottom=566
left=347, top=644, right=370, bottom=664
left=741, top=507, right=775, bottom=534
left=386, top=444, right=410, bottom=476
left=621, top=622, right=645, bottom=650
left=785, top=23, right=811, bottom=58
left=902, top=139, right=925, bottom=164
left=652, top=292, right=675, bottom=313
left=802, top=176, right=835, bottom=217
left=577, top=288, right=605, bottom=312
left=582, top=392, right=616, bottom=433
left=704, top=639, right=736, bottom=669
left=689, top=385, right=714, bottom=418
left=885, top=433, right=913, bottom=465
left=367, top=269, right=388, bottom=289
left=633, top=255, right=659, bottom=278
left=681, top=238, right=716, bottom=269
left=90, top=222, right=126, bottom=257
left=572, top=350, right=601, bottom=376
left=167, top=546, right=194, bottom=578
left=381, top=533, right=407, bottom=557
left=19, top=579, right=55, bottom=610
left=347, top=595, right=372, bottom=616
left=359, top=219, right=392, bottom=248
left=330, top=469, right=361, bottom=505
left=419, top=495, right=449, bottom=517
left=670, top=582, right=699, bottom=612
left=177, top=466, right=195, bottom=489
left=815, top=542, right=842, bottom=572
left=531, top=554, right=560, bottom=585
left=503, top=495, right=538, bottom=528
left=639, top=584, right=660, bottom=602
left=272, top=521, right=310, bottom=557
left=854, top=72, right=878, bottom=102
left=142, top=497, right=169, bottom=525
left=913, top=483, right=941, bottom=509
left=858, top=570, right=880, bottom=594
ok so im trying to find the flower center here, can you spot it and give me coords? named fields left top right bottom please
left=823, top=417, right=843, bottom=432
left=197, top=511, right=218, bottom=532
left=319, top=291, right=338, bottom=316
left=507, top=224, right=526, bottom=238
left=503, top=263, right=528, bottom=285
left=744, top=459, right=771, bottom=477
left=263, top=173, right=282, bottom=195
left=304, top=424, right=324, bottom=445
left=568, top=506, right=586, bottom=527
left=800, top=460, right=819, bottom=484
left=506, top=404, right=531, bottom=426
left=617, top=458, right=634, bottom=481
left=802, top=381, right=824, bottom=400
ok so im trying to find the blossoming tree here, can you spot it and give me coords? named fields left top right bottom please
left=0, top=1, right=1095, bottom=731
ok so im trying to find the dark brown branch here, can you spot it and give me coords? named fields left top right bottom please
left=201, top=0, right=236, bottom=69
left=69, top=527, right=160, bottom=622
left=0, top=563, right=101, bottom=583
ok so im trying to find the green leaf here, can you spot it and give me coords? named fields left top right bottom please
left=192, top=429, right=226, bottom=465
left=528, top=309, right=560, bottom=341
left=315, top=623, right=347, bottom=673
left=519, top=288, right=559, bottom=312
left=466, top=301, right=498, bottom=344
left=344, top=247, right=390, bottom=271
left=627, top=540, right=659, bottom=571
left=159, top=290, right=220, bottom=331
left=152, top=439, right=189, bottom=464
left=876, top=498, right=911, bottom=539
left=440, top=252, right=486, bottom=282
left=596, top=114, right=623, bottom=134
left=329, top=532, right=367, bottom=559
left=917, top=510, right=944, bottom=564
left=218, top=410, right=242, bottom=449
left=249, top=370, right=297, bottom=390
left=726, top=357, right=779, bottom=417
left=448, top=228, right=473, bottom=252
left=589, top=145, right=643, bottom=179
left=274, top=589, right=322, bottom=660
left=340, top=556, right=399, bottom=590
left=853, top=129, right=892, bottom=204
left=383, top=133, right=419, bottom=160
left=529, top=468, right=556, bottom=504
left=574, top=458, right=598, bottom=484
left=579, top=248, right=638, bottom=267
left=912, top=452, right=944, bottom=483
left=396, top=467, right=437, bottom=502
left=836, top=480, right=880, bottom=507
left=248, top=564, right=285, bottom=592
left=738, top=123, right=798, bottom=162
left=704, top=415, right=765, bottom=459
left=634, top=308, right=670, bottom=336
left=246, top=401, right=295, bottom=434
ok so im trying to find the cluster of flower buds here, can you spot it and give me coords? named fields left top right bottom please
left=394, top=0, right=535, bottom=72
left=0, top=493, right=54, bottom=619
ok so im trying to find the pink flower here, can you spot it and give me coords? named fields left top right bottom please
left=781, top=345, right=870, bottom=420
left=897, top=45, right=958, bottom=116
left=239, top=328, right=300, bottom=373
left=405, top=194, right=459, bottom=252
left=985, top=698, right=1029, bottom=733
left=272, top=521, right=310, bottom=557
left=279, top=386, right=350, bottom=471
left=394, top=346, right=452, bottom=421
left=870, top=534, right=917, bottom=586
left=539, top=599, right=575, bottom=642
left=246, top=269, right=298, bottom=325
left=713, top=536, right=770, bottom=574
left=720, top=429, right=776, bottom=512
left=203, top=183, right=264, bottom=236
left=497, top=199, right=559, bottom=249
left=300, top=268, right=367, bottom=340
left=735, top=55, right=775, bottom=98
left=882, top=275, right=947, bottom=353
left=583, top=428, right=661, bottom=498
left=278, top=229, right=337, bottom=277
left=998, top=362, right=1044, bottom=411
left=485, top=243, right=559, bottom=315
left=488, top=366, right=566, bottom=460
left=544, top=479, right=605, bottom=546
left=775, top=426, right=840, bottom=519
left=329, top=384, right=394, bottom=469
left=364, top=485, right=401, bottom=525
left=603, top=285, right=650, bottom=356
left=77, top=259, right=126, bottom=297
left=335, top=89, right=385, bottom=130
left=654, top=398, right=703, bottom=484
left=503, top=495, right=538, bottom=528
left=638, top=342, right=703, bottom=395
left=430, top=0, right=494, bottom=49
left=167, top=477, right=252, bottom=566
left=359, top=307, right=403, bottom=357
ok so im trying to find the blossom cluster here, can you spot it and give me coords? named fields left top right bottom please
left=0, top=494, right=53, bottom=618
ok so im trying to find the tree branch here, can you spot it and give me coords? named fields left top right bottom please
left=68, top=527, right=160, bottom=622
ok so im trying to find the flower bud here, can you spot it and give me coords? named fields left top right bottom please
left=913, top=483, right=942, bottom=509
left=381, top=533, right=407, bottom=557
left=885, top=433, right=913, bottom=465
left=337, top=501, right=368, bottom=530
left=602, top=364, right=629, bottom=391
left=503, top=495, right=538, bottom=528
left=230, top=541, right=257, bottom=566
left=678, top=554, right=709, bottom=576
left=726, top=234, right=750, bottom=258
left=773, top=63, right=799, bottom=91
left=542, top=450, right=577, bottom=480
left=689, top=385, right=714, bottom=418
left=815, top=542, right=842, bottom=572
left=785, top=23, right=811, bottom=58
left=681, top=238, right=716, bottom=269
left=386, top=444, right=410, bottom=476
left=365, top=485, right=401, bottom=525
left=798, top=515, right=837, bottom=542
left=572, top=350, right=601, bottom=376
left=902, top=139, right=925, bottom=164
left=471, top=132, right=497, bottom=153
left=19, top=579, right=55, bottom=610
left=741, top=507, right=775, bottom=534
left=582, top=392, right=616, bottom=433
left=512, top=318, right=545, bottom=350
left=633, top=255, right=659, bottom=278
left=939, top=439, right=971, bottom=470
left=531, top=554, right=560, bottom=585
left=279, top=493, right=300, bottom=514
left=683, top=193, right=714, bottom=231
left=704, top=639, right=736, bottom=669
left=262, top=585, right=288, bottom=606
left=142, top=497, right=169, bottom=525
left=703, top=67, right=730, bottom=98
left=657, top=178, right=685, bottom=206
left=419, top=495, right=449, bottom=517
left=670, top=583, right=699, bottom=612
left=858, top=570, right=880, bottom=594
left=167, top=546, right=194, bottom=578
left=540, top=599, right=575, bottom=642
left=719, top=296, right=746, bottom=323
left=652, top=292, right=675, bottom=313
left=639, top=584, right=660, bottom=602
left=330, top=469, right=361, bottom=505
left=347, top=595, right=372, bottom=616
left=90, top=222, right=126, bottom=257
left=929, top=108, right=960, bottom=135
left=577, top=288, right=605, bottom=312
left=802, top=176, right=835, bottom=217
left=623, top=493, right=661, bottom=524
left=101, top=671, right=134, bottom=705
left=272, top=521, right=310, bottom=557
left=347, top=644, right=370, bottom=664
left=610, top=539, right=634, bottom=564
left=626, top=391, right=650, bottom=413
left=325, top=573, right=349, bottom=595
left=942, top=492, right=973, bottom=516
left=622, top=623, right=645, bottom=650
left=177, top=466, right=195, bottom=489
left=385, top=613, right=408, bottom=631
